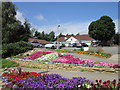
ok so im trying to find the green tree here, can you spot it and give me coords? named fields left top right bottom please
left=2, top=2, right=31, bottom=43
left=49, top=31, right=55, bottom=41
left=21, top=19, right=32, bottom=41
left=88, top=16, right=115, bottom=45
left=58, top=33, right=65, bottom=38
left=76, top=33, right=80, bottom=35
left=113, top=32, right=120, bottom=45
left=41, top=31, right=45, bottom=40
left=34, top=31, right=39, bottom=37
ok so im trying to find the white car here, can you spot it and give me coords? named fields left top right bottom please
left=29, top=41, right=43, bottom=47
left=45, top=42, right=62, bottom=49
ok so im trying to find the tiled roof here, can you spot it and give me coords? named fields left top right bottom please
left=74, top=35, right=94, bottom=41
left=56, top=35, right=94, bottom=42
left=28, top=38, right=50, bottom=44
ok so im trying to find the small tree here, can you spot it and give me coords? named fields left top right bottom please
left=113, top=32, right=120, bottom=45
left=88, top=16, right=115, bottom=45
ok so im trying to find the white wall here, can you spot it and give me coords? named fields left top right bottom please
left=66, top=37, right=79, bottom=44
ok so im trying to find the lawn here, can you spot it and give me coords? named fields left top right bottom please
left=0, top=59, right=19, bottom=69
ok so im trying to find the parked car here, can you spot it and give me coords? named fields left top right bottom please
left=81, top=43, right=89, bottom=47
left=29, top=41, right=43, bottom=47
left=73, top=43, right=88, bottom=48
left=61, top=44, right=66, bottom=47
left=91, top=42, right=104, bottom=47
left=68, top=43, right=74, bottom=47
left=45, top=42, right=62, bottom=49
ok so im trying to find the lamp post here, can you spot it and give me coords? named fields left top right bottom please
left=57, top=24, right=60, bottom=49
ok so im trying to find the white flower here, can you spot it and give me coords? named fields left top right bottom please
left=78, top=85, right=81, bottom=87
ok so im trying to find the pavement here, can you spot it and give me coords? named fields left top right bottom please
left=22, top=67, right=119, bottom=82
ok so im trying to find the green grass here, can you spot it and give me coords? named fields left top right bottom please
left=0, top=59, right=19, bottom=69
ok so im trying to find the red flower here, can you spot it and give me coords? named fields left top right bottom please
left=99, top=80, right=102, bottom=83
left=112, top=79, right=116, bottom=84
left=96, top=80, right=98, bottom=82
left=103, top=81, right=107, bottom=84
left=11, top=80, right=16, bottom=83
left=107, top=80, right=110, bottom=83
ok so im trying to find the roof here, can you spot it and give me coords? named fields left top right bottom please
left=28, top=38, right=50, bottom=44
left=55, top=36, right=71, bottom=42
left=74, top=35, right=94, bottom=41
left=56, top=34, right=94, bottom=42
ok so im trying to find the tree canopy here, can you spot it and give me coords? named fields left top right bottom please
left=88, top=16, right=115, bottom=42
left=2, top=2, right=32, bottom=44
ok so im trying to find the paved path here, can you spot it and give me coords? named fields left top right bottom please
left=22, top=68, right=119, bottom=82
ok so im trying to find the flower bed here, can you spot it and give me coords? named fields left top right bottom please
left=36, top=52, right=67, bottom=62
left=52, top=55, right=120, bottom=68
left=49, top=49, right=112, bottom=58
left=7, top=52, right=120, bottom=69
left=23, top=51, right=52, bottom=60
left=1, top=68, right=120, bottom=89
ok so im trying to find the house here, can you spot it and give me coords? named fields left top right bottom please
left=28, top=38, right=50, bottom=45
left=56, top=34, right=95, bottom=46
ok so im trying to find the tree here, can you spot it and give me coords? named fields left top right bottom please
left=2, top=2, right=18, bottom=43
left=88, top=16, right=115, bottom=45
left=41, top=31, right=45, bottom=40
left=58, top=33, right=65, bottom=38
left=76, top=33, right=80, bottom=35
left=21, top=19, right=32, bottom=41
left=113, top=32, right=120, bottom=45
left=49, top=31, right=55, bottom=41
left=34, top=31, right=39, bottom=37
left=2, top=2, right=31, bottom=43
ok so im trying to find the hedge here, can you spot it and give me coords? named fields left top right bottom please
left=2, top=41, right=34, bottom=58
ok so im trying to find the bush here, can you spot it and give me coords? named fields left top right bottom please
left=88, top=47, right=104, bottom=54
left=0, top=59, right=19, bottom=68
left=2, top=41, right=34, bottom=58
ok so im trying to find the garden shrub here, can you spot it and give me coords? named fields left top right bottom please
left=0, top=59, right=19, bottom=68
left=2, top=41, right=34, bottom=58
left=88, top=46, right=104, bottom=54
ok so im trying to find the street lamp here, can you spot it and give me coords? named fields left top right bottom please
left=57, top=24, right=60, bottom=49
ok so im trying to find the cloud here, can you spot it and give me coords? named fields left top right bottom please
left=35, top=19, right=118, bottom=36
left=35, top=21, right=91, bottom=36
left=35, top=14, right=47, bottom=22
left=15, top=11, right=25, bottom=24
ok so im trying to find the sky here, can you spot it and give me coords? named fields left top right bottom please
left=13, top=2, right=118, bottom=35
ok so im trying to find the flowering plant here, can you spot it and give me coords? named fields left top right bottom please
left=36, top=52, right=67, bottom=62
left=50, top=49, right=112, bottom=58
left=23, top=51, right=52, bottom=60
left=92, top=79, right=120, bottom=89
left=15, top=74, right=93, bottom=89
left=1, top=67, right=41, bottom=85
left=52, top=55, right=120, bottom=68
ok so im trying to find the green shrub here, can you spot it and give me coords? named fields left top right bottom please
left=78, top=48, right=84, bottom=51
left=0, top=59, right=19, bottom=68
left=2, top=41, right=34, bottom=58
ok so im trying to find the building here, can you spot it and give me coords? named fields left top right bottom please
left=56, top=34, right=95, bottom=46
left=28, top=38, right=50, bottom=45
